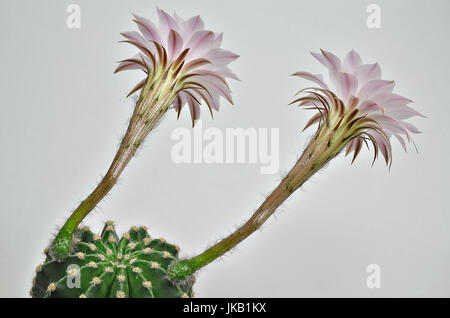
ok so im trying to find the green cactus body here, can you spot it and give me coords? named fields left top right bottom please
left=31, top=222, right=194, bottom=298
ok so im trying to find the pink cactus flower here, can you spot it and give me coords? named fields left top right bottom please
left=115, top=8, right=239, bottom=126
left=292, top=49, right=424, bottom=166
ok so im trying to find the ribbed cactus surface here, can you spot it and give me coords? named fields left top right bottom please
left=31, top=222, right=194, bottom=298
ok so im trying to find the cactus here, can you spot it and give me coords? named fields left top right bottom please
left=31, top=222, right=194, bottom=298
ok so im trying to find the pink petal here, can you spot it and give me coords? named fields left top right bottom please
left=312, top=50, right=342, bottom=91
left=199, top=73, right=229, bottom=91
left=168, top=29, right=183, bottom=60
left=354, top=63, right=381, bottom=85
left=357, top=80, right=395, bottom=101
left=203, top=80, right=233, bottom=104
left=212, top=33, right=223, bottom=48
left=385, top=105, right=424, bottom=120
left=121, top=31, right=150, bottom=49
left=209, top=94, right=220, bottom=111
left=195, top=70, right=228, bottom=85
left=401, top=121, right=420, bottom=134
left=157, top=7, right=178, bottom=37
left=218, top=67, right=240, bottom=81
left=371, top=93, right=413, bottom=108
left=311, top=51, right=328, bottom=68
left=367, top=130, right=391, bottom=163
left=189, top=87, right=220, bottom=111
left=173, top=11, right=184, bottom=25
left=188, top=87, right=220, bottom=112
left=291, top=71, right=329, bottom=89
left=206, top=48, right=239, bottom=65
left=393, top=133, right=407, bottom=151
left=181, top=15, right=205, bottom=39
left=370, top=114, right=410, bottom=136
left=319, top=49, right=342, bottom=73
left=338, top=72, right=358, bottom=102
left=358, top=100, right=384, bottom=114
left=133, top=14, right=162, bottom=43
left=186, top=30, right=215, bottom=58
left=115, top=61, right=146, bottom=73
left=343, top=49, right=362, bottom=73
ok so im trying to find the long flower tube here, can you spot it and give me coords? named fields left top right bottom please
left=168, top=49, right=423, bottom=281
left=52, top=9, right=239, bottom=259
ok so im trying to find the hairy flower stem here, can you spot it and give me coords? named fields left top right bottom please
left=53, top=74, right=179, bottom=259
left=169, top=116, right=355, bottom=281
